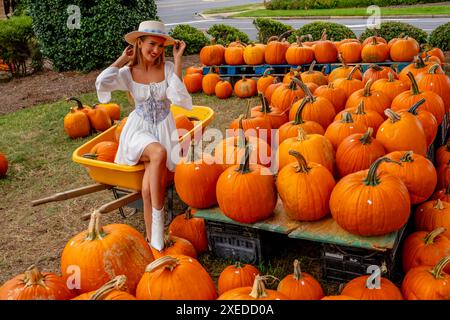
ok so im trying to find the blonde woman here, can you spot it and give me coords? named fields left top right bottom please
left=95, top=21, right=192, bottom=251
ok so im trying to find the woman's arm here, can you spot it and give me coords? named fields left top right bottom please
left=112, top=45, right=134, bottom=68
left=172, top=40, right=186, bottom=81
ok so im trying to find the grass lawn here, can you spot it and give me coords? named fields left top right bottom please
left=0, top=91, right=340, bottom=294
left=203, top=4, right=264, bottom=14
left=213, top=5, right=450, bottom=17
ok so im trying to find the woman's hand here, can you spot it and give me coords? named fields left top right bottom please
left=113, top=45, right=134, bottom=67
left=173, top=40, right=186, bottom=61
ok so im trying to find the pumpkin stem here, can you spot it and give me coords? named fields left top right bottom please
left=308, top=60, right=316, bottom=73
left=296, top=36, right=304, bottom=47
left=184, top=207, right=193, bottom=220
left=163, top=233, right=174, bottom=248
left=289, top=150, right=310, bottom=173
left=414, top=55, right=427, bottom=69
left=371, top=36, right=377, bottom=45
left=295, top=78, right=315, bottom=102
left=292, top=259, right=303, bottom=280
left=429, top=255, right=450, bottom=280
left=67, top=97, right=85, bottom=110
left=237, top=139, right=252, bottom=174
left=258, top=92, right=272, bottom=114
left=428, top=64, right=441, bottom=74
left=363, top=79, right=373, bottom=97
left=384, top=109, right=401, bottom=123
left=364, top=157, right=400, bottom=186
left=297, top=127, right=309, bottom=142
left=321, top=29, right=327, bottom=41
left=82, top=153, right=98, bottom=160
left=407, top=98, right=426, bottom=115
left=236, top=114, right=247, bottom=149
left=341, top=111, right=354, bottom=123
left=90, top=275, right=127, bottom=300
left=267, top=36, right=279, bottom=43
left=235, top=261, right=242, bottom=269
left=23, top=265, right=45, bottom=287
left=145, top=256, right=180, bottom=273
left=424, top=227, right=447, bottom=245
left=433, top=199, right=445, bottom=210
left=278, top=29, right=293, bottom=41
left=406, top=72, right=421, bottom=95
left=360, top=127, right=374, bottom=145
left=387, top=72, right=395, bottom=82
left=355, top=100, right=367, bottom=115
left=369, top=64, right=383, bottom=72
left=263, top=68, right=274, bottom=78
left=85, top=210, right=107, bottom=241
left=249, top=275, right=278, bottom=299
left=346, top=65, right=360, bottom=80
left=337, top=54, right=348, bottom=69
left=400, top=151, right=414, bottom=163
left=293, top=98, right=309, bottom=125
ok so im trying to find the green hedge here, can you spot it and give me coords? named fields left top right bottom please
left=207, top=24, right=250, bottom=46
left=359, top=22, right=428, bottom=44
left=429, top=22, right=450, bottom=51
left=27, top=0, right=158, bottom=72
left=291, top=21, right=356, bottom=41
left=0, top=15, right=41, bottom=76
left=265, top=0, right=443, bottom=9
left=253, top=18, right=293, bottom=44
left=167, top=24, right=209, bottom=56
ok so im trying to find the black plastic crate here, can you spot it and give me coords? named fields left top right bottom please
left=321, top=226, right=407, bottom=285
left=204, top=220, right=285, bottom=265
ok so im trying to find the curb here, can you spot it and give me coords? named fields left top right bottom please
left=201, top=13, right=450, bottom=20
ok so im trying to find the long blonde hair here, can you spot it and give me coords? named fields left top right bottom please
left=128, top=36, right=163, bottom=68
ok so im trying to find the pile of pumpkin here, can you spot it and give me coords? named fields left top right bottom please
left=0, top=207, right=449, bottom=300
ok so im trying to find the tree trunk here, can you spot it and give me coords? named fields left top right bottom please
left=0, top=0, right=7, bottom=19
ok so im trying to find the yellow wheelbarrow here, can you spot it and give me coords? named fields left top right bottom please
left=31, top=105, right=215, bottom=222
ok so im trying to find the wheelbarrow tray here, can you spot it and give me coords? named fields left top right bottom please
left=72, top=105, right=215, bottom=191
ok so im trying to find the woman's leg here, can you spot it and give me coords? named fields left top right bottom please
left=141, top=162, right=152, bottom=241
left=140, top=142, right=168, bottom=250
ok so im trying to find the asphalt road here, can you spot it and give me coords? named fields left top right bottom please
left=156, top=0, right=449, bottom=39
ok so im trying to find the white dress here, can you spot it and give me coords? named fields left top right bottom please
left=95, top=61, right=193, bottom=171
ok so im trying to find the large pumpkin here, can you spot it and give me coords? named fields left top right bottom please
left=361, top=37, right=389, bottom=63
left=218, top=262, right=260, bottom=295
left=313, top=30, right=338, bottom=63
left=97, top=102, right=121, bottom=121
left=300, top=61, right=328, bottom=86
left=0, top=265, right=75, bottom=300
left=334, top=101, right=384, bottom=132
left=376, top=107, right=427, bottom=157
left=225, top=44, right=244, bottom=65
left=270, top=78, right=305, bottom=112
left=314, top=82, right=347, bottom=113
left=202, top=68, right=221, bottom=96
left=216, top=143, right=277, bottom=224
left=402, top=256, right=450, bottom=300
left=87, top=104, right=112, bottom=132
left=324, top=111, right=367, bottom=151
left=218, top=275, right=289, bottom=300
left=277, top=259, right=325, bottom=300
left=257, top=68, right=276, bottom=94
left=215, top=80, right=233, bottom=99
left=332, top=65, right=364, bottom=98
left=277, top=127, right=335, bottom=173
left=379, top=151, right=437, bottom=204
left=414, top=200, right=450, bottom=239
left=336, top=128, right=386, bottom=178
left=277, top=150, right=335, bottom=221
left=183, top=72, right=203, bottom=93
left=72, top=276, right=136, bottom=300
left=338, top=41, right=362, bottom=63
left=136, top=255, right=217, bottom=300
left=234, top=76, right=257, bottom=98
left=174, top=141, right=224, bottom=209
left=402, top=228, right=450, bottom=274
left=345, top=79, right=391, bottom=116
left=341, top=275, right=403, bottom=300
left=150, top=235, right=197, bottom=260
left=60, top=211, right=154, bottom=294
left=371, top=72, right=408, bottom=102
left=390, top=36, right=420, bottom=62
left=285, top=36, right=315, bottom=65
left=416, top=64, right=450, bottom=110
left=168, top=208, right=208, bottom=253
left=200, top=38, right=225, bottom=66
left=265, top=34, right=291, bottom=65
left=330, top=157, right=411, bottom=236
left=243, top=43, right=265, bottom=65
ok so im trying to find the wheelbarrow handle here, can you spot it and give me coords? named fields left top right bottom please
left=81, top=191, right=142, bottom=221
left=31, top=183, right=111, bottom=206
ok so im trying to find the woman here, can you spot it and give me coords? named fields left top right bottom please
left=95, top=20, right=192, bottom=251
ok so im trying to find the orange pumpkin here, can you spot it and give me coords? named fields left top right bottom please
left=416, top=64, right=450, bottom=111
left=277, top=150, right=335, bottom=221
left=421, top=47, right=445, bottom=64
left=63, top=103, right=91, bottom=139
left=0, top=265, right=75, bottom=300
left=264, top=81, right=283, bottom=104
left=234, top=76, right=257, bottom=98
left=432, top=182, right=450, bottom=203
left=328, top=54, right=362, bottom=82
left=229, top=112, right=272, bottom=145
left=335, top=101, right=384, bottom=132
left=136, top=255, right=217, bottom=300
left=185, top=66, right=203, bottom=75
left=338, top=41, right=362, bottom=63
left=301, top=61, right=327, bottom=86
left=390, top=36, right=420, bottom=62
left=336, top=127, right=385, bottom=177
left=330, top=157, right=411, bottom=236
left=286, top=36, right=315, bottom=65
left=199, top=38, right=225, bottom=66
left=257, top=68, right=276, bottom=94
left=324, top=111, right=367, bottom=151
left=87, top=104, right=112, bottom=132
left=314, top=82, right=347, bottom=113
left=215, top=80, right=233, bottom=99
left=362, top=35, right=387, bottom=46
left=313, top=30, right=338, bottom=63
left=379, top=150, right=437, bottom=204
left=362, top=65, right=398, bottom=85
left=114, top=117, right=127, bottom=142
left=371, top=72, right=408, bottom=102
left=332, top=65, right=364, bottom=98
left=224, top=45, right=244, bottom=65
left=398, top=55, right=440, bottom=87
left=361, top=37, right=389, bottom=63
left=341, top=275, right=403, bottom=300
left=82, top=141, right=118, bottom=162
left=72, top=276, right=136, bottom=300
left=183, top=72, right=203, bottom=93
left=96, top=103, right=121, bottom=121
left=218, top=275, right=289, bottom=300
left=61, top=211, right=154, bottom=294
left=436, top=141, right=450, bottom=167
left=402, top=256, right=450, bottom=300
left=202, top=68, right=220, bottom=96
left=168, top=208, right=208, bottom=253
left=218, top=262, right=260, bottom=296
left=250, top=93, right=288, bottom=129
left=174, top=114, right=194, bottom=137
left=402, top=228, right=450, bottom=274
left=277, top=259, right=325, bottom=300
left=270, top=78, right=305, bottom=112
left=243, top=43, right=266, bottom=65
left=0, top=152, right=8, bottom=178
left=437, top=161, right=450, bottom=190
left=414, top=200, right=450, bottom=239
left=265, top=34, right=290, bottom=65
left=150, top=235, right=197, bottom=260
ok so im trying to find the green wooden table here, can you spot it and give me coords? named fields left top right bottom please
left=194, top=198, right=403, bottom=252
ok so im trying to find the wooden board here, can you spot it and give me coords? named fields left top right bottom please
left=195, top=198, right=402, bottom=252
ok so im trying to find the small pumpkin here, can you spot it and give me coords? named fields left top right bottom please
left=277, top=259, right=325, bottom=300
left=202, top=68, right=221, bottom=96
left=150, top=234, right=197, bottom=260
left=64, top=98, right=91, bottom=139
left=264, top=81, right=283, bottom=105
left=416, top=64, right=450, bottom=110
left=324, top=111, right=367, bottom=151
left=218, top=262, right=260, bottom=296
left=402, top=255, right=450, bottom=300
left=432, top=182, right=450, bottom=203
left=361, top=36, right=389, bottom=63
left=362, top=65, right=398, bottom=85
left=300, top=61, right=327, bottom=86
left=338, top=40, right=362, bottom=63
left=421, top=47, right=445, bottom=64
left=72, top=276, right=136, bottom=300
left=243, top=43, right=266, bottom=65
left=224, top=44, right=245, bottom=65
left=277, top=150, right=335, bottom=221
left=96, top=102, right=121, bottom=121
left=87, top=104, right=112, bottom=132
left=270, top=78, right=305, bottom=112
left=414, top=200, right=450, bottom=238
left=341, top=275, right=403, bottom=300
left=314, top=82, right=347, bottom=113
left=136, top=255, right=217, bottom=300
left=285, top=36, right=315, bottom=65
left=313, top=29, right=338, bottom=63
left=265, top=33, right=291, bottom=65
left=332, top=65, right=364, bottom=98
left=328, top=54, right=362, bottom=82
left=114, top=117, right=127, bottom=142
left=185, top=66, right=203, bottom=75
left=183, top=72, right=203, bottom=93
left=334, top=101, right=384, bottom=132
left=437, top=161, right=450, bottom=190
left=390, top=36, right=420, bottom=62
left=234, top=76, right=257, bottom=98
left=168, top=208, right=208, bottom=254
left=250, top=92, right=288, bottom=129
left=398, top=55, right=439, bottom=86
left=174, top=114, right=194, bottom=137
left=0, top=152, right=8, bottom=178
left=82, top=141, right=118, bottom=162
left=371, top=72, right=408, bottom=102
left=330, top=157, right=411, bottom=236
left=215, top=80, right=233, bottom=99
left=200, top=38, right=225, bottom=66
left=257, top=68, right=276, bottom=94
left=436, top=142, right=450, bottom=167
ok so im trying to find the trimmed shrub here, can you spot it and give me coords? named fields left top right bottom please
left=291, top=21, right=356, bottom=41
left=266, top=0, right=444, bottom=9
left=429, top=22, right=450, bottom=51
left=359, top=22, right=428, bottom=44
left=0, top=15, right=41, bottom=76
left=167, top=24, right=209, bottom=56
left=253, top=18, right=293, bottom=44
left=27, top=0, right=158, bottom=72
left=207, top=24, right=250, bottom=46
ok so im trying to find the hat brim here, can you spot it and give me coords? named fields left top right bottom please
left=124, top=31, right=175, bottom=46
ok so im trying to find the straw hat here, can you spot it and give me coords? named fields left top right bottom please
left=124, top=20, right=175, bottom=46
